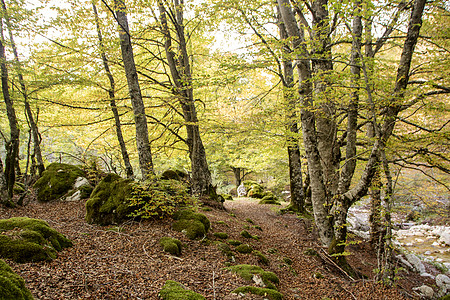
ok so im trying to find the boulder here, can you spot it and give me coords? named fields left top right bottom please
left=0, top=217, right=72, bottom=263
left=85, top=174, right=134, bottom=225
left=439, top=231, right=450, bottom=246
left=405, top=253, right=426, bottom=274
left=159, top=280, right=205, bottom=300
left=436, top=274, right=450, bottom=296
left=412, top=285, right=434, bottom=299
left=33, top=163, right=92, bottom=202
left=0, top=259, right=33, bottom=299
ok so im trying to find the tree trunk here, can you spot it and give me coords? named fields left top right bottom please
left=278, top=11, right=305, bottom=212
left=0, top=20, right=19, bottom=200
left=93, top=2, right=133, bottom=179
left=232, top=167, right=242, bottom=187
left=1, top=0, right=44, bottom=177
left=158, top=0, right=213, bottom=196
left=114, top=0, right=153, bottom=180
left=277, top=0, right=333, bottom=246
left=0, top=157, right=12, bottom=207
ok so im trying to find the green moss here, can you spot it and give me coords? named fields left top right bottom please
left=78, top=185, right=94, bottom=199
left=282, top=257, right=293, bottom=265
left=439, top=295, right=450, bottom=300
left=173, top=209, right=210, bottom=232
left=159, top=237, right=182, bottom=256
left=253, top=250, right=269, bottom=265
left=215, top=221, right=227, bottom=225
left=172, top=219, right=206, bottom=240
left=0, top=259, right=33, bottom=300
left=159, top=280, right=205, bottom=300
left=259, top=198, right=281, bottom=205
left=213, top=232, right=228, bottom=239
left=33, top=163, right=85, bottom=202
left=0, top=217, right=72, bottom=263
left=304, top=248, right=318, bottom=256
left=267, top=248, right=278, bottom=254
left=221, top=194, right=233, bottom=201
left=85, top=174, right=134, bottom=225
left=227, top=240, right=242, bottom=246
left=245, top=218, right=254, bottom=224
left=215, top=242, right=234, bottom=260
left=233, top=286, right=283, bottom=300
left=235, top=244, right=253, bottom=254
left=314, top=272, right=324, bottom=279
left=240, top=230, right=252, bottom=239
left=225, top=264, right=279, bottom=289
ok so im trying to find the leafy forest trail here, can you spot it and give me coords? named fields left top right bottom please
left=1, top=197, right=431, bottom=299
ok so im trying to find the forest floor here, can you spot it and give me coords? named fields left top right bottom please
left=1, top=197, right=438, bottom=299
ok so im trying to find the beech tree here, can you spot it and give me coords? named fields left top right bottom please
left=277, top=0, right=427, bottom=271
left=112, top=0, right=154, bottom=179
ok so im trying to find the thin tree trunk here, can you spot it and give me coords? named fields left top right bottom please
left=0, top=19, right=19, bottom=201
left=278, top=10, right=305, bottom=212
left=93, top=2, right=133, bottom=179
left=114, top=0, right=153, bottom=180
left=158, top=0, right=213, bottom=196
left=1, top=0, right=44, bottom=177
left=0, top=157, right=12, bottom=206
left=277, top=0, right=333, bottom=246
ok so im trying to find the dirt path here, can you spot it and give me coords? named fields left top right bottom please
left=1, top=198, right=426, bottom=299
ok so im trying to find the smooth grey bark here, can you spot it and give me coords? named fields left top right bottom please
left=278, top=11, right=305, bottom=212
left=114, top=0, right=153, bottom=180
left=158, top=0, right=213, bottom=196
left=0, top=20, right=19, bottom=201
left=1, top=0, right=44, bottom=177
left=93, top=2, right=133, bottom=179
left=277, top=0, right=333, bottom=246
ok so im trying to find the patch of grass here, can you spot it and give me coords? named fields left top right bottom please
left=159, top=280, right=205, bottom=300
left=233, top=286, right=283, bottom=300
left=213, top=232, right=228, bottom=239
left=228, top=213, right=236, bottom=218
left=159, top=237, right=182, bottom=256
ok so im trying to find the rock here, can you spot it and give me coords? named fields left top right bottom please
left=412, top=285, right=434, bottom=299
left=33, top=163, right=86, bottom=202
left=397, top=255, right=414, bottom=270
left=252, top=274, right=265, bottom=287
left=436, top=274, right=450, bottom=290
left=0, top=259, right=33, bottom=300
left=420, top=273, right=435, bottom=279
left=73, top=177, right=90, bottom=189
left=237, top=183, right=247, bottom=197
left=65, top=190, right=81, bottom=202
left=85, top=174, right=134, bottom=225
left=439, top=232, right=450, bottom=246
left=405, top=253, right=426, bottom=273
left=347, top=213, right=370, bottom=232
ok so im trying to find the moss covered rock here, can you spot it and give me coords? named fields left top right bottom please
left=215, top=242, right=234, bottom=260
left=233, top=286, right=283, bottom=300
left=159, top=237, right=182, bottom=256
left=0, top=217, right=72, bottom=263
left=33, top=163, right=87, bottom=202
left=159, top=280, right=205, bottom=300
left=160, top=170, right=189, bottom=182
left=85, top=174, right=134, bottom=225
left=236, top=244, right=253, bottom=254
left=225, top=264, right=279, bottom=290
left=213, top=232, right=228, bottom=239
left=221, top=194, right=233, bottom=201
left=0, top=259, right=33, bottom=299
left=171, top=209, right=211, bottom=240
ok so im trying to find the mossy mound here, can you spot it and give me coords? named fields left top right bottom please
left=240, top=230, right=258, bottom=240
left=244, top=181, right=264, bottom=199
left=236, top=244, right=253, bottom=254
left=0, top=259, right=33, bottom=299
left=159, top=280, right=205, bottom=300
left=172, top=219, right=206, bottom=240
left=173, top=210, right=210, bottom=232
left=259, top=198, right=281, bottom=205
left=213, top=232, right=228, bottom=239
left=159, top=237, right=182, bottom=256
left=221, top=194, right=233, bottom=201
left=227, top=239, right=242, bottom=246
left=160, top=170, right=189, bottom=182
left=253, top=250, right=269, bottom=265
left=0, top=217, right=72, bottom=263
left=85, top=174, right=134, bottom=225
left=225, top=264, right=279, bottom=290
left=215, top=242, right=234, bottom=260
left=33, top=163, right=86, bottom=202
left=233, top=286, right=283, bottom=300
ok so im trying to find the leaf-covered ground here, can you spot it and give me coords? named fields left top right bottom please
left=0, top=197, right=434, bottom=299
